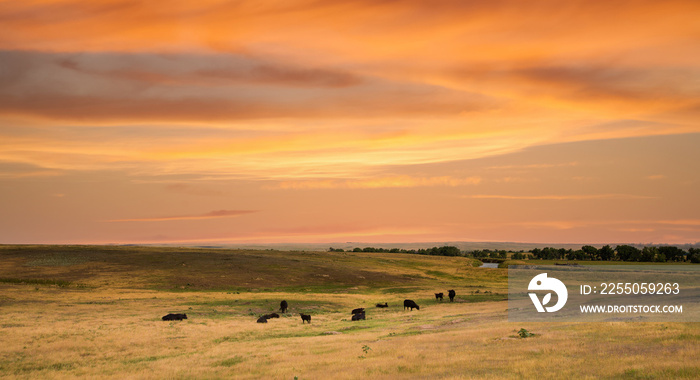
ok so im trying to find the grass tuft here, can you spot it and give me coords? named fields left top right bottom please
left=214, top=356, right=245, bottom=367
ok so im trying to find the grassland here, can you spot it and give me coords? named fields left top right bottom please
left=0, top=245, right=697, bottom=379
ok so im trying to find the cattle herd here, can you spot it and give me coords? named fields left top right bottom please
left=162, top=290, right=458, bottom=324
left=436, top=290, right=456, bottom=302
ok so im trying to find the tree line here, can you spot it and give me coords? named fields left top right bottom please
left=529, top=245, right=700, bottom=263
left=328, top=246, right=462, bottom=256
left=329, top=245, right=700, bottom=263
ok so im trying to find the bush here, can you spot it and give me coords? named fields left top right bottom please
left=518, top=328, right=535, bottom=338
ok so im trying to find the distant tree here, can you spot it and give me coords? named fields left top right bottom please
left=353, top=248, right=362, bottom=252
left=688, top=248, right=700, bottom=263
left=437, top=246, right=461, bottom=256
left=581, top=245, right=598, bottom=260
left=641, top=246, right=658, bottom=262
left=599, top=245, right=615, bottom=261
left=540, top=247, right=561, bottom=260
left=567, top=249, right=586, bottom=261
left=616, top=245, right=641, bottom=262
left=559, top=248, right=570, bottom=259
left=473, top=250, right=488, bottom=258
left=658, top=246, right=684, bottom=262
left=531, top=248, right=542, bottom=259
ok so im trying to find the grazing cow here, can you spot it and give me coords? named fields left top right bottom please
left=376, top=303, right=388, bottom=308
left=280, top=300, right=288, bottom=313
left=351, top=308, right=365, bottom=315
left=256, top=316, right=269, bottom=323
left=300, top=313, right=311, bottom=324
left=351, top=312, right=366, bottom=321
left=435, top=292, right=444, bottom=301
left=403, top=299, right=420, bottom=311
left=448, top=289, right=456, bottom=302
left=162, top=313, right=187, bottom=321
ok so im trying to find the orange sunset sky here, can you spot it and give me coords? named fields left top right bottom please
left=1, top=0, right=699, bottom=245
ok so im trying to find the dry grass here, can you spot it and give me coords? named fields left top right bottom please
left=0, top=245, right=697, bottom=379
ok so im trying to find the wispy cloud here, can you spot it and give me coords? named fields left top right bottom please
left=106, top=209, right=257, bottom=222
left=0, top=50, right=490, bottom=123
left=462, top=194, right=654, bottom=200
left=652, top=219, right=700, bottom=226
left=0, top=162, right=64, bottom=178
left=273, top=176, right=482, bottom=190
left=487, top=162, right=579, bottom=170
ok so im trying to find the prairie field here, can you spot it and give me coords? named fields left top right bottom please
left=0, top=245, right=698, bottom=379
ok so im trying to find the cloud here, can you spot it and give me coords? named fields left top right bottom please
left=510, top=65, right=700, bottom=112
left=273, top=176, right=482, bottom=189
left=54, top=52, right=362, bottom=88
left=0, top=161, right=64, bottom=178
left=0, top=50, right=492, bottom=123
left=652, top=219, right=700, bottom=227
left=462, top=194, right=654, bottom=200
left=106, top=209, right=258, bottom=222
left=171, top=224, right=439, bottom=244
left=487, top=162, right=579, bottom=170
left=503, top=219, right=700, bottom=230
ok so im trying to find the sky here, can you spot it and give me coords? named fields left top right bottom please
left=1, top=0, right=699, bottom=245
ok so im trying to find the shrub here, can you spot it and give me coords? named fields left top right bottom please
left=518, top=328, right=535, bottom=338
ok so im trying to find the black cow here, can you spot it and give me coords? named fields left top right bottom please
left=256, top=316, right=269, bottom=323
left=435, top=292, right=444, bottom=301
left=448, top=289, right=456, bottom=302
left=403, top=299, right=420, bottom=311
left=263, top=313, right=280, bottom=319
left=376, top=303, right=388, bottom=308
left=280, top=300, right=288, bottom=313
left=300, top=313, right=311, bottom=324
left=162, top=313, right=187, bottom=321
left=351, top=308, right=365, bottom=315
left=351, top=312, right=366, bottom=321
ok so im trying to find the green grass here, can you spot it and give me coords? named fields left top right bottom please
left=123, top=355, right=174, bottom=365
left=0, top=277, right=72, bottom=287
left=214, top=356, right=245, bottom=367
left=424, top=270, right=465, bottom=281
left=13, top=362, right=75, bottom=373
left=380, top=287, right=424, bottom=294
